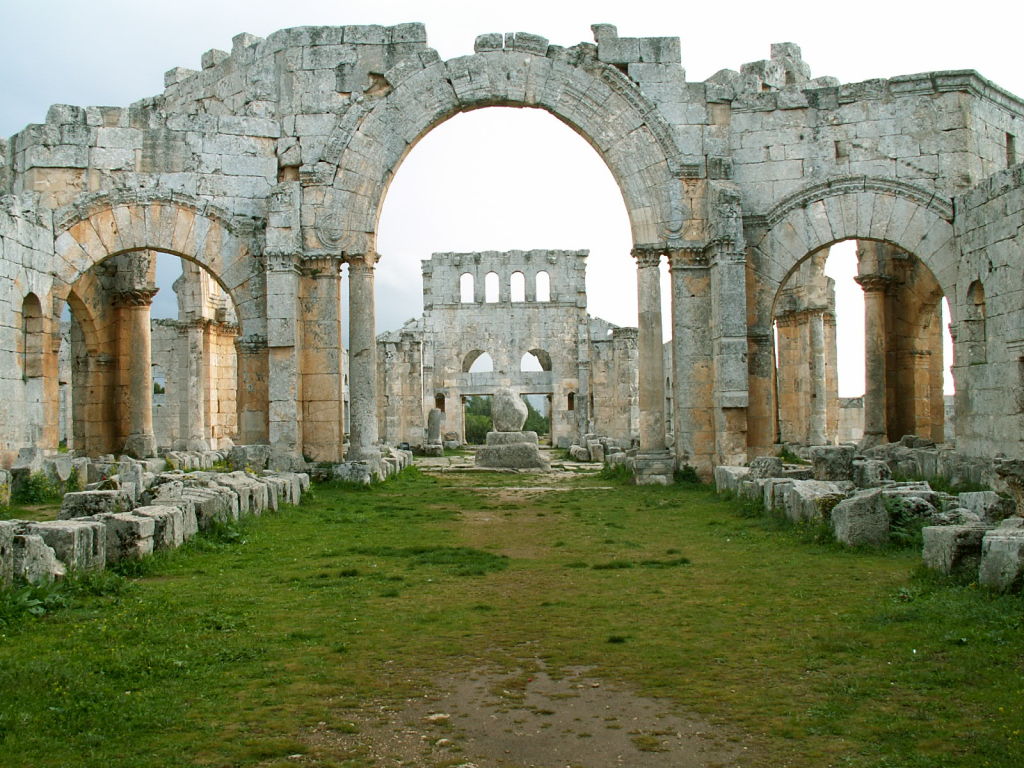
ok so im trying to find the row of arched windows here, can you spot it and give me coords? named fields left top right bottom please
left=461, top=349, right=553, bottom=373
left=459, top=270, right=551, bottom=303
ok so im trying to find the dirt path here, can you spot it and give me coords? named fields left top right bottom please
left=309, top=461, right=756, bottom=768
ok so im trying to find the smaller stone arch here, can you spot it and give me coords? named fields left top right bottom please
left=462, top=349, right=494, bottom=373
left=510, top=271, right=526, bottom=303
left=520, top=349, right=552, bottom=372
left=460, top=272, right=475, bottom=303
left=484, top=272, right=500, bottom=303
left=20, top=293, right=45, bottom=380
left=535, top=271, right=551, bottom=302
left=964, top=280, right=987, bottom=364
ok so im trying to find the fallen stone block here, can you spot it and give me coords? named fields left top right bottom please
left=979, top=520, right=1024, bottom=592
left=213, top=472, right=269, bottom=517
left=922, top=523, right=991, bottom=575
left=958, top=491, right=1014, bottom=523
left=748, top=456, right=783, bottom=479
left=92, top=513, right=155, bottom=563
left=831, top=489, right=889, bottom=546
left=587, top=441, right=605, bottom=464
left=13, top=535, right=66, bottom=584
left=809, top=445, right=855, bottom=481
left=568, top=445, right=591, bottom=462
left=228, top=444, right=271, bottom=472
left=60, top=490, right=132, bottom=519
left=25, top=519, right=106, bottom=572
left=132, top=505, right=186, bottom=550
left=0, top=520, right=17, bottom=587
left=782, top=480, right=848, bottom=523
left=852, top=458, right=891, bottom=488
left=762, top=478, right=794, bottom=513
left=180, top=487, right=239, bottom=529
left=713, top=465, right=749, bottom=494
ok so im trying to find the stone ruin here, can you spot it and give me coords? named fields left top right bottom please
left=0, top=21, right=1023, bottom=488
left=474, top=386, right=550, bottom=471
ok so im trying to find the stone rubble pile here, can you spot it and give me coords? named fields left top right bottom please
left=715, top=439, right=1024, bottom=591
left=568, top=435, right=629, bottom=464
left=0, top=452, right=310, bottom=587
left=307, top=445, right=415, bottom=486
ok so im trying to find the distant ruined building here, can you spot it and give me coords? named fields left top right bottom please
left=2, top=22, right=1023, bottom=481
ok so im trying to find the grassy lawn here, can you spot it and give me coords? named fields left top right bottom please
left=1, top=468, right=1022, bottom=767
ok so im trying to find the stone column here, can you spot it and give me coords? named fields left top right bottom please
left=300, top=257, right=346, bottom=462
left=265, top=253, right=302, bottom=465
left=347, top=253, right=380, bottom=461
left=855, top=274, right=892, bottom=447
left=668, top=247, right=715, bottom=476
left=115, top=288, right=158, bottom=458
left=180, top=320, right=208, bottom=451
left=632, top=247, right=673, bottom=485
left=807, top=310, right=828, bottom=445
left=235, top=334, right=269, bottom=445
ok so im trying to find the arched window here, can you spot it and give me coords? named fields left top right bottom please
left=484, top=272, right=499, bottom=303
left=535, top=271, right=550, bottom=302
left=510, top=271, right=526, bottom=302
left=520, top=349, right=552, bottom=372
left=462, top=349, right=495, bottom=373
left=460, top=273, right=475, bottom=303
left=21, top=293, right=44, bottom=380
left=434, top=393, right=446, bottom=412
left=965, top=280, right=987, bottom=364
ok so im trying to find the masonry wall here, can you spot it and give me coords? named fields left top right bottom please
left=952, top=164, right=1024, bottom=458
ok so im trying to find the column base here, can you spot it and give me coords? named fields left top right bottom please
left=123, top=433, right=156, bottom=459
left=633, top=451, right=675, bottom=486
left=859, top=432, right=887, bottom=450
left=347, top=446, right=381, bottom=463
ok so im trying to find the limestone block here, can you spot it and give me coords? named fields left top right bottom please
left=748, top=456, right=784, bottom=479
left=25, top=519, right=106, bottom=571
left=979, top=520, right=1024, bottom=591
left=254, top=476, right=284, bottom=511
left=214, top=472, right=269, bottom=516
left=332, top=462, right=374, bottom=486
left=0, top=520, right=16, bottom=587
left=475, top=443, right=550, bottom=470
left=143, top=487, right=199, bottom=540
left=831, top=489, right=889, bottom=546
left=95, top=513, right=155, bottom=563
left=426, top=408, right=443, bottom=443
left=443, top=441, right=461, bottom=451
left=714, top=465, right=750, bottom=494
left=782, top=480, right=848, bottom=523
left=12, top=535, right=66, bottom=585
left=959, top=491, right=1015, bottom=523
left=852, top=459, right=892, bottom=488
left=809, top=445, right=855, bottom=481
left=421, top=444, right=443, bottom=457
left=762, top=478, right=795, bottom=513
left=486, top=431, right=538, bottom=446
left=132, top=505, right=186, bottom=550
left=491, top=387, right=528, bottom=432
left=569, top=445, right=591, bottom=462
left=922, top=524, right=991, bottom=575
left=0, top=469, right=10, bottom=507
left=587, top=441, right=605, bottom=463
left=59, top=490, right=133, bottom=519
left=881, top=484, right=938, bottom=509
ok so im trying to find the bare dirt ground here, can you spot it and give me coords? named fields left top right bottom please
left=314, top=663, right=752, bottom=768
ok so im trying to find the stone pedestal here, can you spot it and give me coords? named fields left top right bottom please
left=633, top=451, right=675, bottom=485
left=475, top=431, right=550, bottom=470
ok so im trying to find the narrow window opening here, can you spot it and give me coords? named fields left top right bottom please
left=1007, top=133, right=1017, bottom=168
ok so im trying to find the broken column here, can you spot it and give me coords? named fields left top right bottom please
left=475, top=387, right=550, bottom=470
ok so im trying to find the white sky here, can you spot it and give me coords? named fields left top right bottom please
left=5, top=0, right=1013, bottom=396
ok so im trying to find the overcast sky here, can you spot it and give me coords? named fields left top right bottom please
left=4, top=0, right=1012, bottom=395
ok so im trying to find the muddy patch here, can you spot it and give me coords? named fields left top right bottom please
left=314, top=665, right=753, bottom=767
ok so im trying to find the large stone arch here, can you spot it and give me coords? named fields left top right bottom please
left=321, top=49, right=685, bottom=253
left=750, top=177, right=957, bottom=328
left=51, top=190, right=265, bottom=337
left=747, top=177, right=959, bottom=452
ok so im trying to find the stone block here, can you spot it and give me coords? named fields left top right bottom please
left=979, top=520, right=1024, bottom=591
left=331, top=462, right=374, bottom=486
left=587, top=441, right=605, bottom=463
left=132, top=505, right=186, bottom=550
left=12, top=535, right=65, bottom=584
left=922, top=524, right=991, bottom=575
left=748, top=456, right=783, bottom=479
left=25, top=519, right=106, bottom=572
left=59, top=490, right=132, bottom=519
left=569, top=445, right=591, bottom=462
left=762, top=478, right=794, bottom=513
left=485, top=431, right=538, bottom=446
left=95, top=513, right=155, bottom=563
left=491, top=387, right=528, bottom=432
left=476, top=442, right=550, bottom=471
left=958, top=491, right=1015, bottom=522
left=831, top=489, right=889, bottom=546
left=0, top=520, right=16, bottom=586
left=214, top=472, right=269, bottom=516
left=421, top=443, right=443, bottom=457
left=852, top=458, right=891, bottom=488
left=714, top=465, right=750, bottom=494
left=782, top=480, right=848, bottom=522
left=809, top=445, right=855, bottom=481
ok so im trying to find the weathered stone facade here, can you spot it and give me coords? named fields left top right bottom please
left=1, top=23, right=1023, bottom=476
left=376, top=250, right=639, bottom=449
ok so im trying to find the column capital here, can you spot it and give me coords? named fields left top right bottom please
left=302, top=255, right=345, bottom=278
left=631, top=245, right=664, bottom=269
left=111, top=287, right=158, bottom=307
left=854, top=273, right=896, bottom=293
left=344, top=252, right=381, bottom=269
left=266, top=253, right=302, bottom=273
left=667, top=247, right=708, bottom=270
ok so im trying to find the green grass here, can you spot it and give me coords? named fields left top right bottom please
left=0, top=467, right=1022, bottom=767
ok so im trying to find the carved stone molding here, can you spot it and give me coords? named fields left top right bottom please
left=854, top=274, right=896, bottom=293
left=631, top=245, right=665, bottom=269
left=111, top=288, right=159, bottom=308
